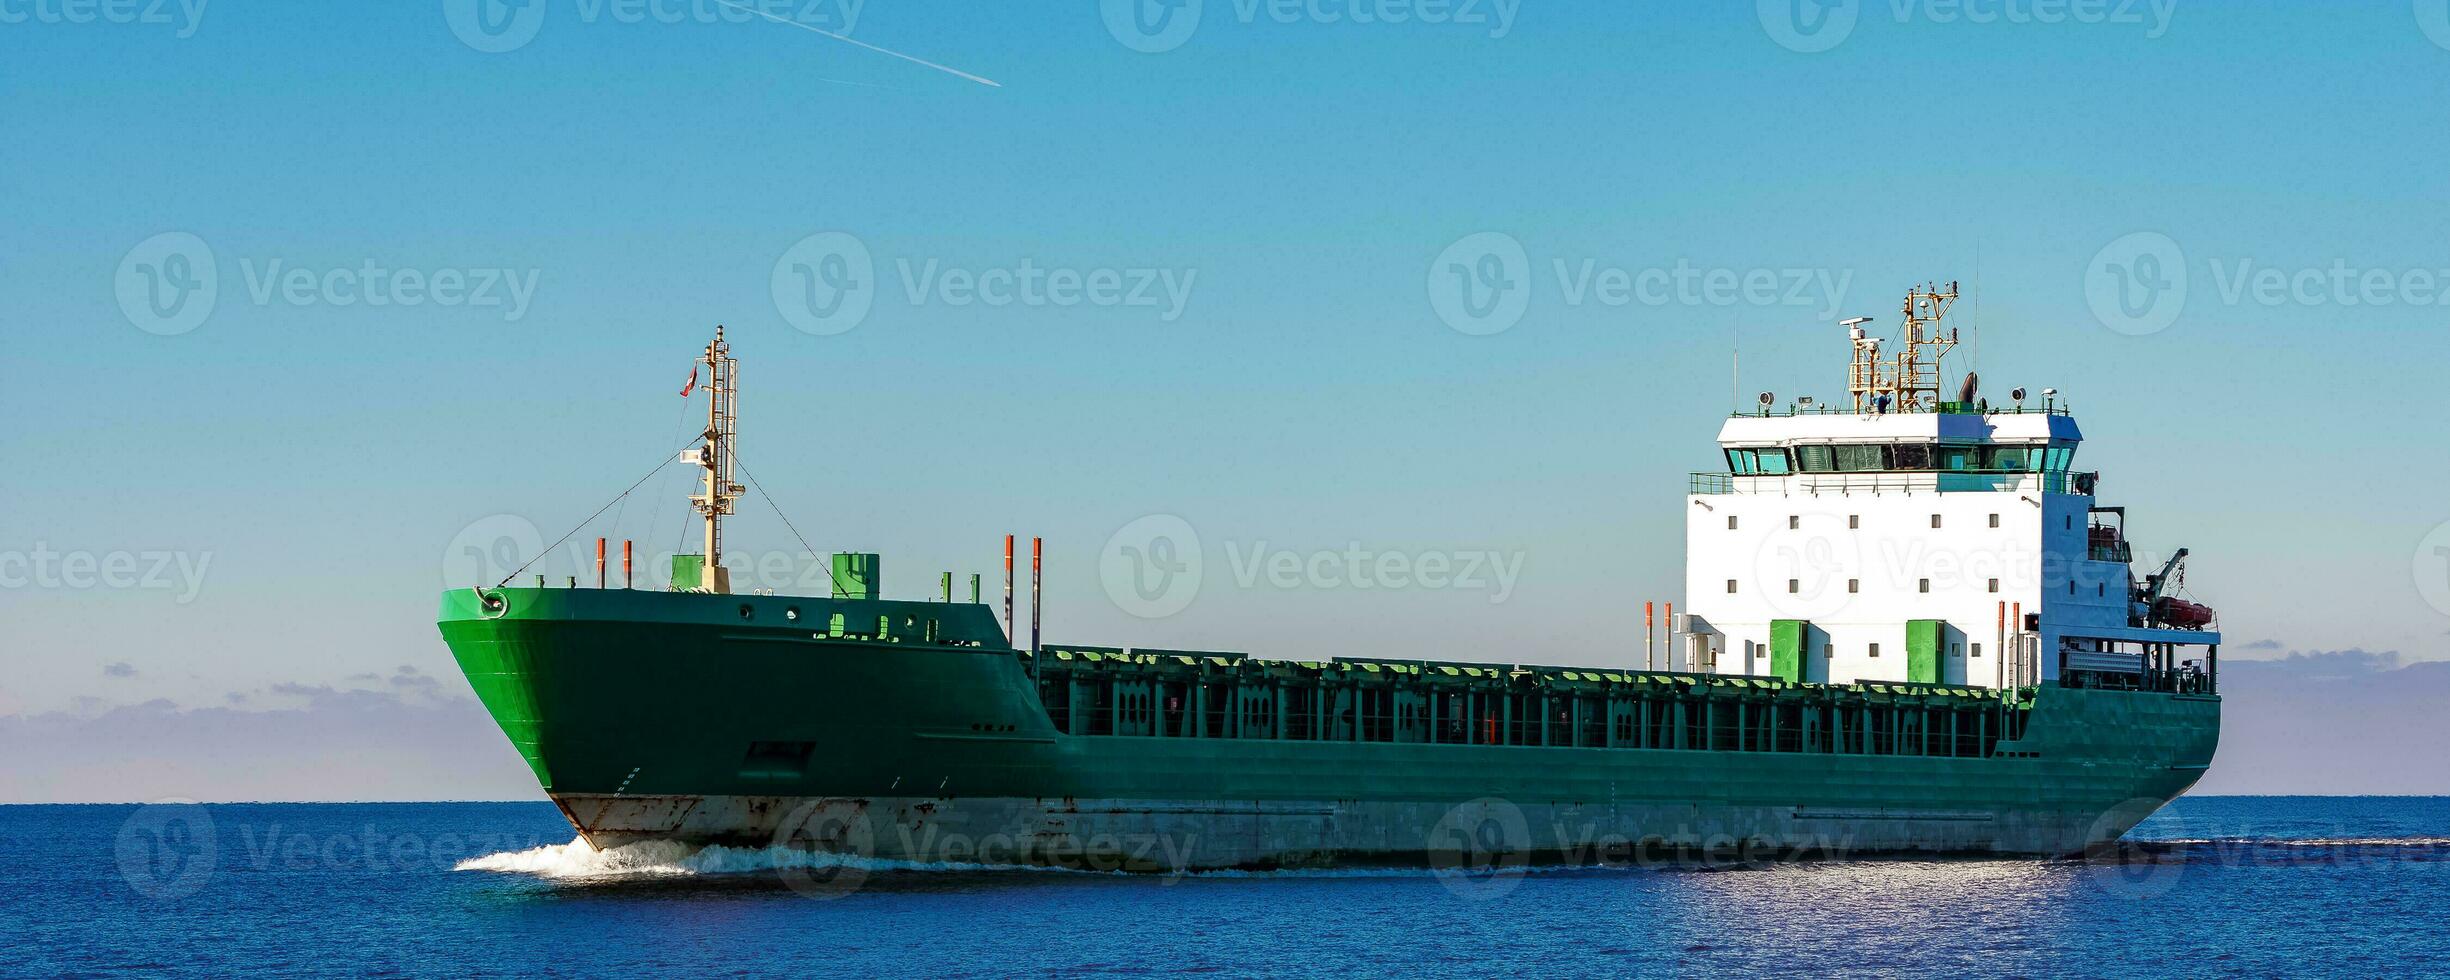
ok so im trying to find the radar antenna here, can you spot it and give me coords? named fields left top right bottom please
left=1846, top=281, right=1960, bottom=412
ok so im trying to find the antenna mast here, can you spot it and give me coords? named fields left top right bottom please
left=690, top=326, right=743, bottom=593
left=1846, top=281, right=1960, bottom=413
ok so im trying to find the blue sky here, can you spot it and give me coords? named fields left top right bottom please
left=5, top=2, right=2450, bottom=795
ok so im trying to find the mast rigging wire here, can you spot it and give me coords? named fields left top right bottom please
left=489, top=431, right=702, bottom=590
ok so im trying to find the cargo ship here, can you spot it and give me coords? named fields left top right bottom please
left=439, top=282, right=2222, bottom=870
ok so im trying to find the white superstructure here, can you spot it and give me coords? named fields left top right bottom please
left=1678, top=283, right=2217, bottom=690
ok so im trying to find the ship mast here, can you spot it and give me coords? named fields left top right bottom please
left=1847, top=281, right=1959, bottom=412
left=689, top=326, right=743, bottom=593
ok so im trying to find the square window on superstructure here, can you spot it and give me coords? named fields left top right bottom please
left=1919, top=579, right=1931, bottom=593
left=1787, top=579, right=1799, bottom=594
left=1972, top=642, right=1984, bottom=658
left=1848, top=578, right=1859, bottom=593
left=1728, top=516, right=1738, bottom=530
left=1988, top=578, right=1999, bottom=593
left=1869, top=643, right=1881, bottom=658
left=1728, top=579, right=1739, bottom=594
left=1849, top=515, right=1860, bottom=529
left=1989, top=513, right=2001, bottom=528
left=1789, top=516, right=1799, bottom=530
left=1931, top=514, right=1943, bottom=528
left=1951, top=643, right=1962, bottom=658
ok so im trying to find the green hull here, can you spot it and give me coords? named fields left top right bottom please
left=439, top=587, right=2219, bottom=868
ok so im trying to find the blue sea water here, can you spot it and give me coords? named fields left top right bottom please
left=5, top=797, right=2444, bottom=977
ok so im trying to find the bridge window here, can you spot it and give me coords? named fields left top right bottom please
left=1835, top=444, right=1884, bottom=472
left=1725, top=448, right=1793, bottom=475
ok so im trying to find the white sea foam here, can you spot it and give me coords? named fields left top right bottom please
left=454, top=836, right=1111, bottom=879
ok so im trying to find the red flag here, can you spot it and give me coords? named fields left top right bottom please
left=679, top=364, right=698, bottom=397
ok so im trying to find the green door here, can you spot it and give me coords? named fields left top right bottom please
left=1770, top=619, right=1807, bottom=684
left=1906, top=619, right=1944, bottom=684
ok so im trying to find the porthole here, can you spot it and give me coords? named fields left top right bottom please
left=785, top=607, right=801, bottom=622
left=738, top=604, right=755, bottom=621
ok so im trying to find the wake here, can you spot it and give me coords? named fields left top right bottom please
left=453, top=837, right=1113, bottom=880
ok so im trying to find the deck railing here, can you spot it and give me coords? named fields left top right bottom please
left=1690, top=470, right=2099, bottom=496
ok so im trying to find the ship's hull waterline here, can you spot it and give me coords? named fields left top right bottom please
left=442, top=588, right=2218, bottom=869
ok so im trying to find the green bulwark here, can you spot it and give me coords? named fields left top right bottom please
left=1770, top=619, right=1807, bottom=683
left=1907, top=619, right=1944, bottom=684
left=670, top=554, right=708, bottom=591
left=832, top=553, right=880, bottom=600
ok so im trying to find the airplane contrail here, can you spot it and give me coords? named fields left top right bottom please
left=702, top=0, right=1003, bottom=88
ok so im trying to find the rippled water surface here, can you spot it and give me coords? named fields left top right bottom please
left=7, top=797, right=2444, bottom=976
